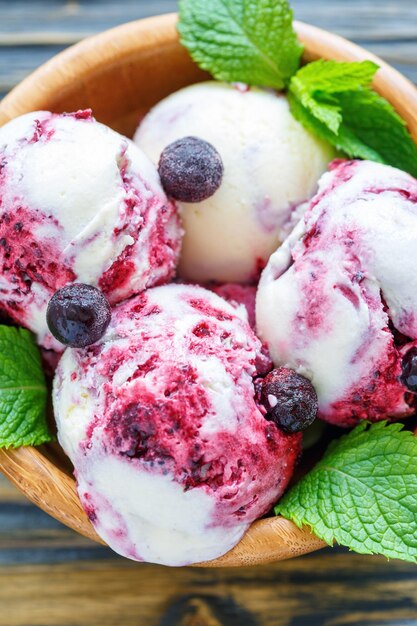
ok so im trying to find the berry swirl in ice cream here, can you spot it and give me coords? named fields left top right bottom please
left=0, top=110, right=182, bottom=350
left=257, top=159, right=417, bottom=426
left=53, top=283, right=301, bottom=566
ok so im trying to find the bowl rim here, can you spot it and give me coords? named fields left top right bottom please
left=1, top=14, right=417, bottom=138
left=0, top=13, right=417, bottom=567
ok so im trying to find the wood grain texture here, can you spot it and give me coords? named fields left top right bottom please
left=0, top=542, right=416, bottom=626
left=0, top=446, right=102, bottom=544
left=0, top=472, right=415, bottom=625
left=0, top=1, right=417, bottom=97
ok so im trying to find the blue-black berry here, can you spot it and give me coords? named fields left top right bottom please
left=158, top=136, right=223, bottom=203
left=46, top=283, right=111, bottom=348
left=261, top=367, right=318, bottom=433
left=401, top=347, right=417, bottom=392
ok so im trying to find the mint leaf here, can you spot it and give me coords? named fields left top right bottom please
left=289, top=59, right=417, bottom=177
left=178, top=0, right=303, bottom=89
left=337, top=88, right=417, bottom=177
left=291, top=59, right=379, bottom=97
left=276, top=422, right=417, bottom=563
left=290, top=60, right=378, bottom=133
left=0, top=326, right=51, bottom=447
left=288, top=90, right=384, bottom=162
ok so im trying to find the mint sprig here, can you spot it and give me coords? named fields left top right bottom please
left=276, top=422, right=417, bottom=563
left=0, top=326, right=51, bottom=447
left=289, top=60, right=379, bottom=132
left=178, top=1, right=417, bottom=177
left=178, top=0, right=303, bottom=89
left=288, top=60, right=417, bottom=177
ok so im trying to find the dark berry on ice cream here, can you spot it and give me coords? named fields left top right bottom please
left=47, top=284, right=111, bottom=348
left=401, top=347, right=417, bottom=392
left=261, top=367, right=318, bottom=433
left=158, top=136, right=223, bottom=202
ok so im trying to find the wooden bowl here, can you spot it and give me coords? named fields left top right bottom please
left=0, top=14, right=417, bottom=568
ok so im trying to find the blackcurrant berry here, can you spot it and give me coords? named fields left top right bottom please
left=46, top=283, right=111, bottom=348
left=401, top=347, right=417, bottom=392
left=261, top=367, right=318, bottom=433
left=158, top=136, right=223, bottom=203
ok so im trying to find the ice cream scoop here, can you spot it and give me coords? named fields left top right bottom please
left=256, top=159, right=417, bottom=426
left=53, top=283, right=300, bottom=566
left=0, top=110, right=181, bottom=349
left=134, top=81, right=334, bottom=283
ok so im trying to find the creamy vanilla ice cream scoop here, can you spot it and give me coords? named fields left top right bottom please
left=0, top=110, right=181, bottom=349
left=257, top=159, right=417, bottom=426
left=135, top=81, right=334, bottom=283
left=53, top=283, right=300, bottom=566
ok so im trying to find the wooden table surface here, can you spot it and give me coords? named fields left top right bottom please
left=1, top=1, right=417, bottom=625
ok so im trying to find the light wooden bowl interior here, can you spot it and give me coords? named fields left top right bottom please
left=0, top=14, right=417, bottom=567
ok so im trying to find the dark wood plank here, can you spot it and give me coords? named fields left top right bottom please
left=0, top=0, right=416, bottom=101
left=0, top=45, right=66, bottom=98
left=0, top=550, right=416, bottom=626
left=0, top=1, right=415, bottom=41
left=0, top=475, right=416, bottom=626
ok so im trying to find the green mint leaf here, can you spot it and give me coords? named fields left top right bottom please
left=336, top=88, right=417, bottom=177
left=276, top=422, right=417, bottom=563
left=290, top=60, right=378, bottom=133
left=178, top=0, right=303, bottom=89
left=0, top=326, right=51, bottom=447
left=289, top=59, right=417, bottom=177
left=288, top=91, right=384, bottom=162
left=291, top=59, right=378, bottom=96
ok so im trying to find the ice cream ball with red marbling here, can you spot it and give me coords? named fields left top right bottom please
left=256, top=159, right=417, bottom=426
left=53, top=283, right=301, bottom=566
left=134, top=81, right=334, bottom=284
left=0, top=110, right=181, bottom=350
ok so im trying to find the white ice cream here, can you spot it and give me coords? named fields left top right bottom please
left=135, top=81, right=334, bottom=283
